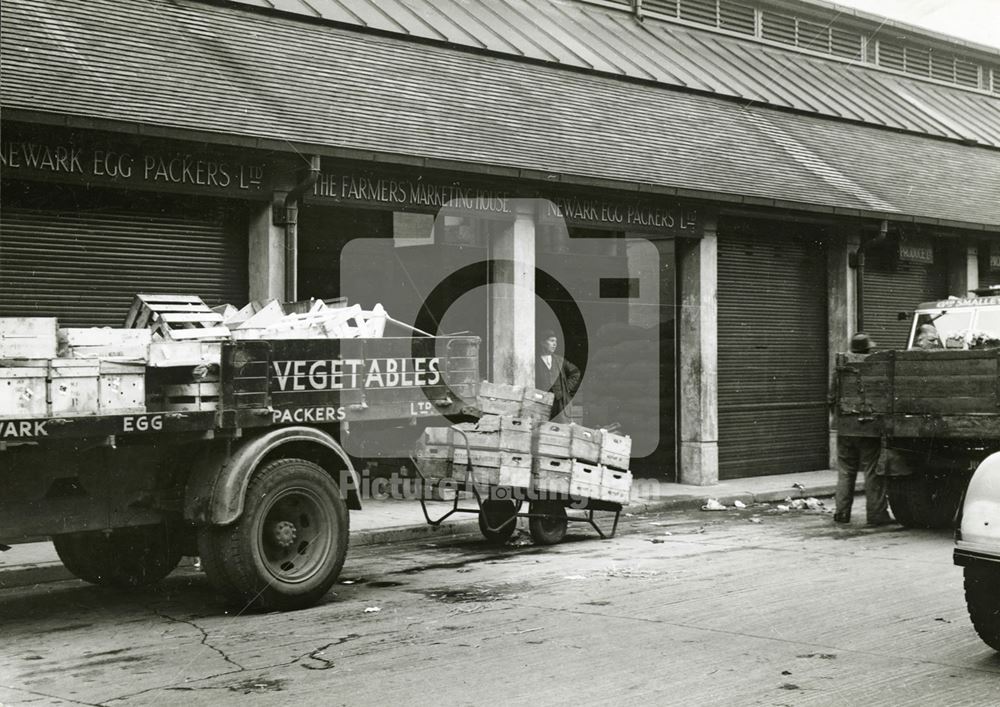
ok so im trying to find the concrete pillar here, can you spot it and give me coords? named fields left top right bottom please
left=943, top=241, right=980, bottom=298
left=490, top=207, right=535, bottom=387
left=963, top=244, right=979, bottom=296
left=827, top=226, right=854, bottom=469
left=248, top=195, right=287, bottom=303
left=678, top=217, right=718, bottom=486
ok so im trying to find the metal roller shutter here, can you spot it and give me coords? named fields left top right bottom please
left=717, top=228, right=829, bottom=479
left=862, top=255, right=948, bottom=350
left=0, top=199, right=248, bottom=328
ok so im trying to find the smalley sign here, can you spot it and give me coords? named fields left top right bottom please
left=1, top=137, right=267, bottom=196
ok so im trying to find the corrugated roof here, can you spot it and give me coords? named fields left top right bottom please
left=221, top=0, right=1000, bottom=149
left=2, top=0, right=1000, bottom=228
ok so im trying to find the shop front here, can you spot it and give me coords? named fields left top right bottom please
left=297, top=165, right=698, bottom=478
left=0, top=124, right=274, bottom=327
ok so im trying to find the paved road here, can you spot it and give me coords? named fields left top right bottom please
left=1, top=502, right=998, bottom=706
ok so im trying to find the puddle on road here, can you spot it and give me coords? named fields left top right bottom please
left=228, top=677, right=286, bottom=694
left=389, top=547, right=547, bottom=576
left=338, top=578, right=406, bottom=588
left=411, top=584, right=521, bottom=603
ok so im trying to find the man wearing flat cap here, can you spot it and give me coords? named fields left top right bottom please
left=834, top=333, right=893, bottom=526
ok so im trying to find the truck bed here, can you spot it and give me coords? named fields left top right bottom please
left=0, top=336, right=479, bottom=445
left=836, top=348, right=1000, bottom=438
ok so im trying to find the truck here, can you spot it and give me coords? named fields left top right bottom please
left=0, top=330, right=480, bottom=612
left=835, top=288, right=1000, bottom=529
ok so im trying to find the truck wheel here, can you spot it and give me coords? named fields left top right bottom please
left=198, top=458, right=349, bottom=612
left=965, top=565, right=1000, bottom=651
left=478, top=499, right=517, bottom=545
left=528, top=501, right=568, bottom=545
left=888, top=475, right=959, bottom=529
left=52, top=524, right=183, bottom=588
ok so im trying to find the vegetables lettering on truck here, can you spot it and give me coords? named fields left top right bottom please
left=271, top=357, right=441, bottom=391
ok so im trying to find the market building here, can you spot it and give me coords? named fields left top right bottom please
left=2, top=0, right=999, bottom=484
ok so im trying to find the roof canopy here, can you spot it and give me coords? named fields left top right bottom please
left=2, top=0, right=999, bottom=228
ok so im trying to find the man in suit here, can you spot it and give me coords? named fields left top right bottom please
left=535, top=330, right=581, bottom=422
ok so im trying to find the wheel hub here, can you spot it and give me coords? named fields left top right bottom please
left=270, top=520, right=297, bottom=548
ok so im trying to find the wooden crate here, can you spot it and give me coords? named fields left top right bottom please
left=98, top=361, right=146, bottom=413
left=521, top=387, right=554, bottom=422
left=478, top=381, right=524, bottom=415
left=0, top=364, right=48, bottom=418
left=531, top=456, right=572, bottom=496
left=599, top=430, right=632, bottom=470
left=535, top=421, right=572, bottom=457
left=498, top=416, right=533, bottom=452
left=125, top=294, right=230, bottom=342
left=0, top=318, right=58, bottom=359
left=600, top=468, right=633, bottom=504
left=451, top=417, right=532, bottom=453
left=49, top=359, right=100, bottom=415
left=568, top=461, right=602, bottom=501
left=157, top=382, right=220, bottom=412
left=569, top=425, right=601, bottom=464
left=58, top=328, right=150, bottom=360
left=147, top=340, right=222, bottom=368
left=453, top=449, right=531, bottom=489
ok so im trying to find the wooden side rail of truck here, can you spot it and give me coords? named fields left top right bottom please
left=835, top=348, right=1000, bottom=528
left=0, top=335, right=480, bottom=611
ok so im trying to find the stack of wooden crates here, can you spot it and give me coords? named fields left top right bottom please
left=0, top=318, right=147, bottom=418
left=414, top=412, right=633, bottom=505
left=533, top=421, right=632, bottom=504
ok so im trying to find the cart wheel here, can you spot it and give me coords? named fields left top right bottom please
left=528, top=501, right=568, bottom=545
left=478, top=499, right=518, bottom=545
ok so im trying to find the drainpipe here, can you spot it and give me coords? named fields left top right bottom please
left=274, top=155, right=321, bottom=303
left=851, top=219, right=889, bottom=332
left=634, top=0, right=643, bottom=21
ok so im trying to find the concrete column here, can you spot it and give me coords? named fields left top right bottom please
left=965, top=244, right=979, bottom=295
left=490, top=208, right=536, bottom=387
left=943, top=241, right=980, bottom=298
left=827, top=226, right=854, bottom=469
left=248, top=195, right=287, bottom=303
left=678, top=217, right=718, bottom=486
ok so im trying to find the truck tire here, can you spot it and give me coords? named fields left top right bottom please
left=52, top=524, right=183, bottom=588
left=888, top=475, right=959, bottom=529
left=965, top=565, right=1000, bottom=651
left=478, top=499, right=518, bottom=545
left=197, top=458, right=349, bottom=612
left=528, top=501, right=568, bottom=545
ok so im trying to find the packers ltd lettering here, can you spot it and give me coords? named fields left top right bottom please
left=271, top=358, right=441, bottom=391
left=0, top=420, right=48, bottom=438
left=272, top=407, right=347, bottom=424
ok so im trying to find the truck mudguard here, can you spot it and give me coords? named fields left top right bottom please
left=959, top=452, right=1000, bottom=553
left=184, top=426, right=362, bottom=525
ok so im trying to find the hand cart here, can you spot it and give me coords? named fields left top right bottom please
left=411, top=426, right=623, bottom=546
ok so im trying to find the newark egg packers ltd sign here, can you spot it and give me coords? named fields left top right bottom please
left=1, top=135, right=267, bottom=196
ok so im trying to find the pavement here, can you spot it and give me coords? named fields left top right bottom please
left=0, top=468, right=841, bottom=589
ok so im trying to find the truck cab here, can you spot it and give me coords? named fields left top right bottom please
left=908, top=288, right=1000, bottom=350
